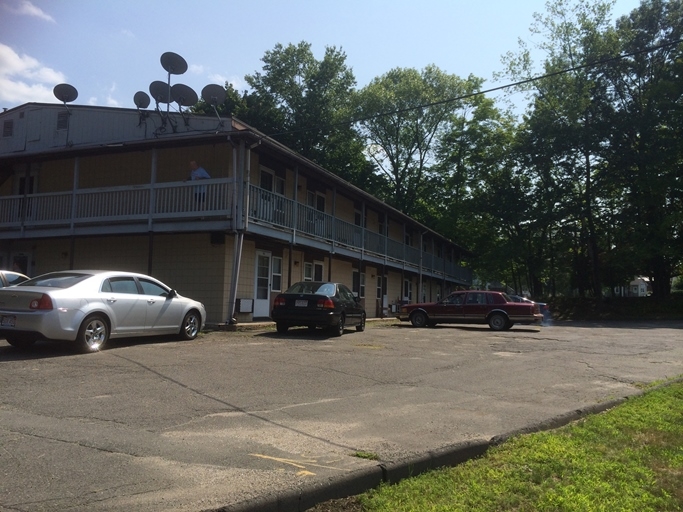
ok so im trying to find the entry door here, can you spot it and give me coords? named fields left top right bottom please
left=254, top=251, right=272, bottom=318
left=15, top=170, right=38, bottom=221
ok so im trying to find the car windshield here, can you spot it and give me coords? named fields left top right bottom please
left=286, top=282, right=336, bottom=295
left=18, top=272, right=93, bottom=289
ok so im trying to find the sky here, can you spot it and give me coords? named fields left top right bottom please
left=0, top=0, right=644, bottom=113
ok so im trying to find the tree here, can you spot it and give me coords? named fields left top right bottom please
left=194, top=42, right=372, bottom=186
left=603, top=0, right=683, bottom=297
left=243, top=42, right=367, bottom=181
left=501, top=0, right=621, bottom=297
left=354, top=66, right=481, bottom=216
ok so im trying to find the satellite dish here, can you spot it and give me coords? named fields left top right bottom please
left=171, top=83, right=198, bottom=107
left=53, top=83, right=78, bottom=103
left=201, top=84, right=226, bottom=106
left=149, top=81, right=171, bottom=104
left=160, top=52, right=188, bottom=75
left=133, top=91, right=151, bottom=109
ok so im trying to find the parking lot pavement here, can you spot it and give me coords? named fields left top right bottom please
left=1, top=320, right=682, bottom=511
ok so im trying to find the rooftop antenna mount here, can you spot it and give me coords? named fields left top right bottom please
left=201, top=84, right=227, bottom=126
left=159, top=52, right=187, bottom=115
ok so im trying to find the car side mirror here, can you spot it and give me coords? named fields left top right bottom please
left=168, top=289, right=177, bottom=298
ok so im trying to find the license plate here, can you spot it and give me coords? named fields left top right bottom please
left=1, top=315, right=16, bottom=327
left=295, top=300, right=308, bottom=307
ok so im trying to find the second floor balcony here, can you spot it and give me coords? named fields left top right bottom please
left=0, top=180, right=472, bottom=283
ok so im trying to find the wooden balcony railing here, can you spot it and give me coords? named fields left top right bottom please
left=248, top=186, right=471, bottom=283
left=0, top=181, right=471, bottom=283
left=0, top=179, right=234, bottom=231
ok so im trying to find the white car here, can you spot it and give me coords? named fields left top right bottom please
left=0, top=270, right=206, bottom=352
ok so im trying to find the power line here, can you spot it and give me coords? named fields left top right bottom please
left=265, top=38, right=683, bottom=139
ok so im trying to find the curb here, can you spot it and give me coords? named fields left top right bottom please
left=210, top=396, right=635, bottom=512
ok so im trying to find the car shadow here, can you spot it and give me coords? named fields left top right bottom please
left=0, top=335, right=185, bottom=360
left=394, top=324, right=543, bottom=333
left=255, top=327, right=364, bottom=340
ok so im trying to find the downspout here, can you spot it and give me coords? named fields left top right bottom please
left=329, top=186, right=336, bottom=282
left=147, top=149, right=158, bottom=275
left=226, top=138, right=259, bottom=324
left=419, top=232, right=424, bottom=303
left=227, top=139, right=246, bottom=324
left=69, top=157, right=80, bottom=269
left=293, top=166, right=299, bottom=245
left=288, top=166, right=299, bottom=288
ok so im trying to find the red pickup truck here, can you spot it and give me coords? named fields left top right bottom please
left=396, top=290, right=543, bottom=331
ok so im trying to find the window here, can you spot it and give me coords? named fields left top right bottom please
left=376, top=276, right=383, bottom=300
left=338, top=284, right=355, bottom=302
left=446, top=293, right=465, bottom=305
left=405, top=231, right=413, bottom=246
left=3, top=120, right=13, bottom=137
left=260, top=169, right=273, bottom=191
left=57, top=111, right=69, bottom=130
left=272, top=257, right=282, bottom=291
left=352, top=271, right=365, bottom=298
left=105, top=277, right=139, bottom=294
left=403, top=279, right=412, bottom=302
left=314, top=261, right=324, bottom=281
left=466, top=292, right=486, bottom=305
left=378, top=213, right=386, bottom=236
left=304, top=262, right=313, bottom=281
left=307, top=190, right=325, bottom=212
left=138, top=278, right=169, bottom=297
left=274, top=176, right=285, bottom=196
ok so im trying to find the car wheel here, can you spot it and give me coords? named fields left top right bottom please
left=77, top=314, right=109, bottom=352
left=332, top=315, right=345, bottom=337
left=276, top=322, right=289, bottom=334
left=356, top=312, right=366, bottom=332
left=410, top=311, right=428, bottom=328
left=488, top=313, right=508, bottom=331
left=5, top=336, right=37, bottom=349
left=179, top=310, right=201, bottom=340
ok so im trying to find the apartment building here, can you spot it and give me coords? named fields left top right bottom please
left=0, top=102, right=472, bottom=324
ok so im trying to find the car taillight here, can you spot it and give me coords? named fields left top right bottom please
left=274, top=296, right=286, bottom=307
left=30, top=294, right=53, bottom=310
left=317, top=298, right=335, bottom=309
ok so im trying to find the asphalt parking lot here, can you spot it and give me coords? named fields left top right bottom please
left=1, top=320, right=682, bottom=512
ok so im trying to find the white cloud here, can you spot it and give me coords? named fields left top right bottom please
left=189, top=64, right=204, bottom=75
left=208, top=73, right=245, bottom=90
left=0, top=43, right=66, bottom=106
left=105, top=82, right=120, bottom=107
left=4, top=0, right=55, bottom=22
left=121, top=28, right=135, bottom=39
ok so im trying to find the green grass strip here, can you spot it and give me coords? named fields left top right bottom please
left=359, top=381, right=683, bottom=512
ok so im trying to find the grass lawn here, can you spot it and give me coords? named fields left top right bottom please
left=312, top=379, right=683, bottom=512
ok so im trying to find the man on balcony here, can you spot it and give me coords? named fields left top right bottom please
left=187, top=160, right=211, bottom=209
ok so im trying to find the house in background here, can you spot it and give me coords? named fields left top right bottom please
left=0, top=101, right=472, bottom=325
left=629, top=277, right=652, bottom=297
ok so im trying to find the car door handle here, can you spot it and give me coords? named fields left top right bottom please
left=107, top=298, right=117, bottom=303
left=147, top=299, right=156, bottom=304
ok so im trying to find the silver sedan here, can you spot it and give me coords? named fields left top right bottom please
left=0, top=270, right=206, bottom=352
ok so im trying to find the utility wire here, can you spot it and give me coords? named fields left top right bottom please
left=265, top=38, right=683, bottom=139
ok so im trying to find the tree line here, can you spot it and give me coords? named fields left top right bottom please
left=194, top=0, right=682, bottom=299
